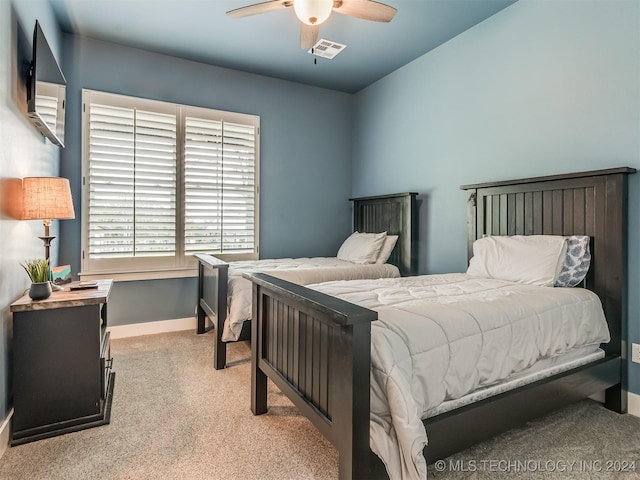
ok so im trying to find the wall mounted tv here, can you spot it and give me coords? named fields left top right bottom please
left=27, top=20, right=66, bottom=147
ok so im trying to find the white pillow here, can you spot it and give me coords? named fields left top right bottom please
left=337, top=231, right=387, bottom=264
left=466, top=235, right=567, bottom=287
left=375, top=235, right=398, bottom=264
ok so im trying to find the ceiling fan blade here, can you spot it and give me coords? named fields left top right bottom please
left=333, top=0, right=397, bottom=22
left=300, top=24, right=319, bottom=50
left=226, top=0, right=292, bottom=19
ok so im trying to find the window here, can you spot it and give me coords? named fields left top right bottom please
left=81, top=90, right=259, bottom=280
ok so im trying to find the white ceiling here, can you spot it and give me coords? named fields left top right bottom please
left=49, top=0, right=517, bottom=93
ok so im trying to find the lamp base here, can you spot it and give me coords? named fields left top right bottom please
left=51, top=283, right=64, bottom=291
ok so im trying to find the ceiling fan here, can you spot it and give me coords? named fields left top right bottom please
left=227, top=0, right=397, bottom=50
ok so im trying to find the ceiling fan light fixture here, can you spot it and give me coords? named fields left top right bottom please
left=294, top=0, right=333, bottom=26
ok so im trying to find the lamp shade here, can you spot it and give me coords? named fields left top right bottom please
left=21, top=177, right=75, bottom=220
left=294, top=0, right=333, bottom=25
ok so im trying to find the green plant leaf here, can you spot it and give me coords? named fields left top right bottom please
left=21, top=258, right=50, bottom=283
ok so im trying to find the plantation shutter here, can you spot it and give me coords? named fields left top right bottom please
left=87, top=102, right=177, bottom=258
left=82, top=89, right=259, bottom=278
left=184, top=117, right=256, bottom=255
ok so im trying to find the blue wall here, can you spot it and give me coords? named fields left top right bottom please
left=0, top=0, right=63, bottom=426
left=59, top=35, right=355, bottom=326
left=352, top=1, right=640, bottom=393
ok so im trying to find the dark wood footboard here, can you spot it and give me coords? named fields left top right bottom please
left=195, top=253, right=229, bottom=370
left=247, top=272, right=378, bottom=479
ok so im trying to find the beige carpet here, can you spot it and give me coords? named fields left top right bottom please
left=0, top=330, right=639, bottom=479
left=0, top=330, right=338, bottom=480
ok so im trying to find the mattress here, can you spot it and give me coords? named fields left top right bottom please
left=309, top=273, right=610, bottom=480
left=223, top=257, right=400, bottom=341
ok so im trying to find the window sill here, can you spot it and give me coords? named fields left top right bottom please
left=79, top=268, right=198, bottom=282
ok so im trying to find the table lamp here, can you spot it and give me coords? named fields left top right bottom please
left=21, top=177, right=75, bottom=285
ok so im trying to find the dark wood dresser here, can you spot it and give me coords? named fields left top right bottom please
left=10, top=279, right=115, bottom=445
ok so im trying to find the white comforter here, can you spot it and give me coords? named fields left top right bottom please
left=309, top=273, right=609, bottom=480
left=223, top=258, right=399, bottom=341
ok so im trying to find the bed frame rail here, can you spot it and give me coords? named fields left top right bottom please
left=248, top=272, right=377, bottom=479
left=423, top=355, right=622, bottom=462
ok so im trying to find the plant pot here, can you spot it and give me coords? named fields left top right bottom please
left=29, top=281, right=52, bottom=301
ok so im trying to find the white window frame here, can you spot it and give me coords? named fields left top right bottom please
left=80, top=89, right=260, bottom=281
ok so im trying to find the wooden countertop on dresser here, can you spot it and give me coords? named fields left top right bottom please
left=10, top=279, right=113, bottom=312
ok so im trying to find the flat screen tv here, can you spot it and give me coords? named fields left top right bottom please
left=27, top=20, right=66, bottom=147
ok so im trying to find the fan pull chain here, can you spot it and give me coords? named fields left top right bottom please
left=312, top=47, right=316, bottom=65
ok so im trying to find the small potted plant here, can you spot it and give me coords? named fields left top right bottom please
left=22, top=258, right=51, bottom=300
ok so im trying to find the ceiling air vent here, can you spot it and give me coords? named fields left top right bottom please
left=308, top=39, right=347, bottom=59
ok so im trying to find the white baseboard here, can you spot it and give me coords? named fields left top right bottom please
left=629, top=392, right=640, bottom=418
left=589, top=391, right=640, bottom=417
left=0, top=409, right=13, bottom=460
left=107, top=317, right=197, bottom=339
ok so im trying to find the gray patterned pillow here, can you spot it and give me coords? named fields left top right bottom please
left=555, top=236, right=591, bottom=287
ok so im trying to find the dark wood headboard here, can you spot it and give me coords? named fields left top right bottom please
left=461, top=167, right=635, bottom=360
left=350, top=192, right=418, bottom=276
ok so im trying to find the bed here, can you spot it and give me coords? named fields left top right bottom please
left=195, top=192, right=418, bottom=369
left=245, top=167, right=635, bottom=479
